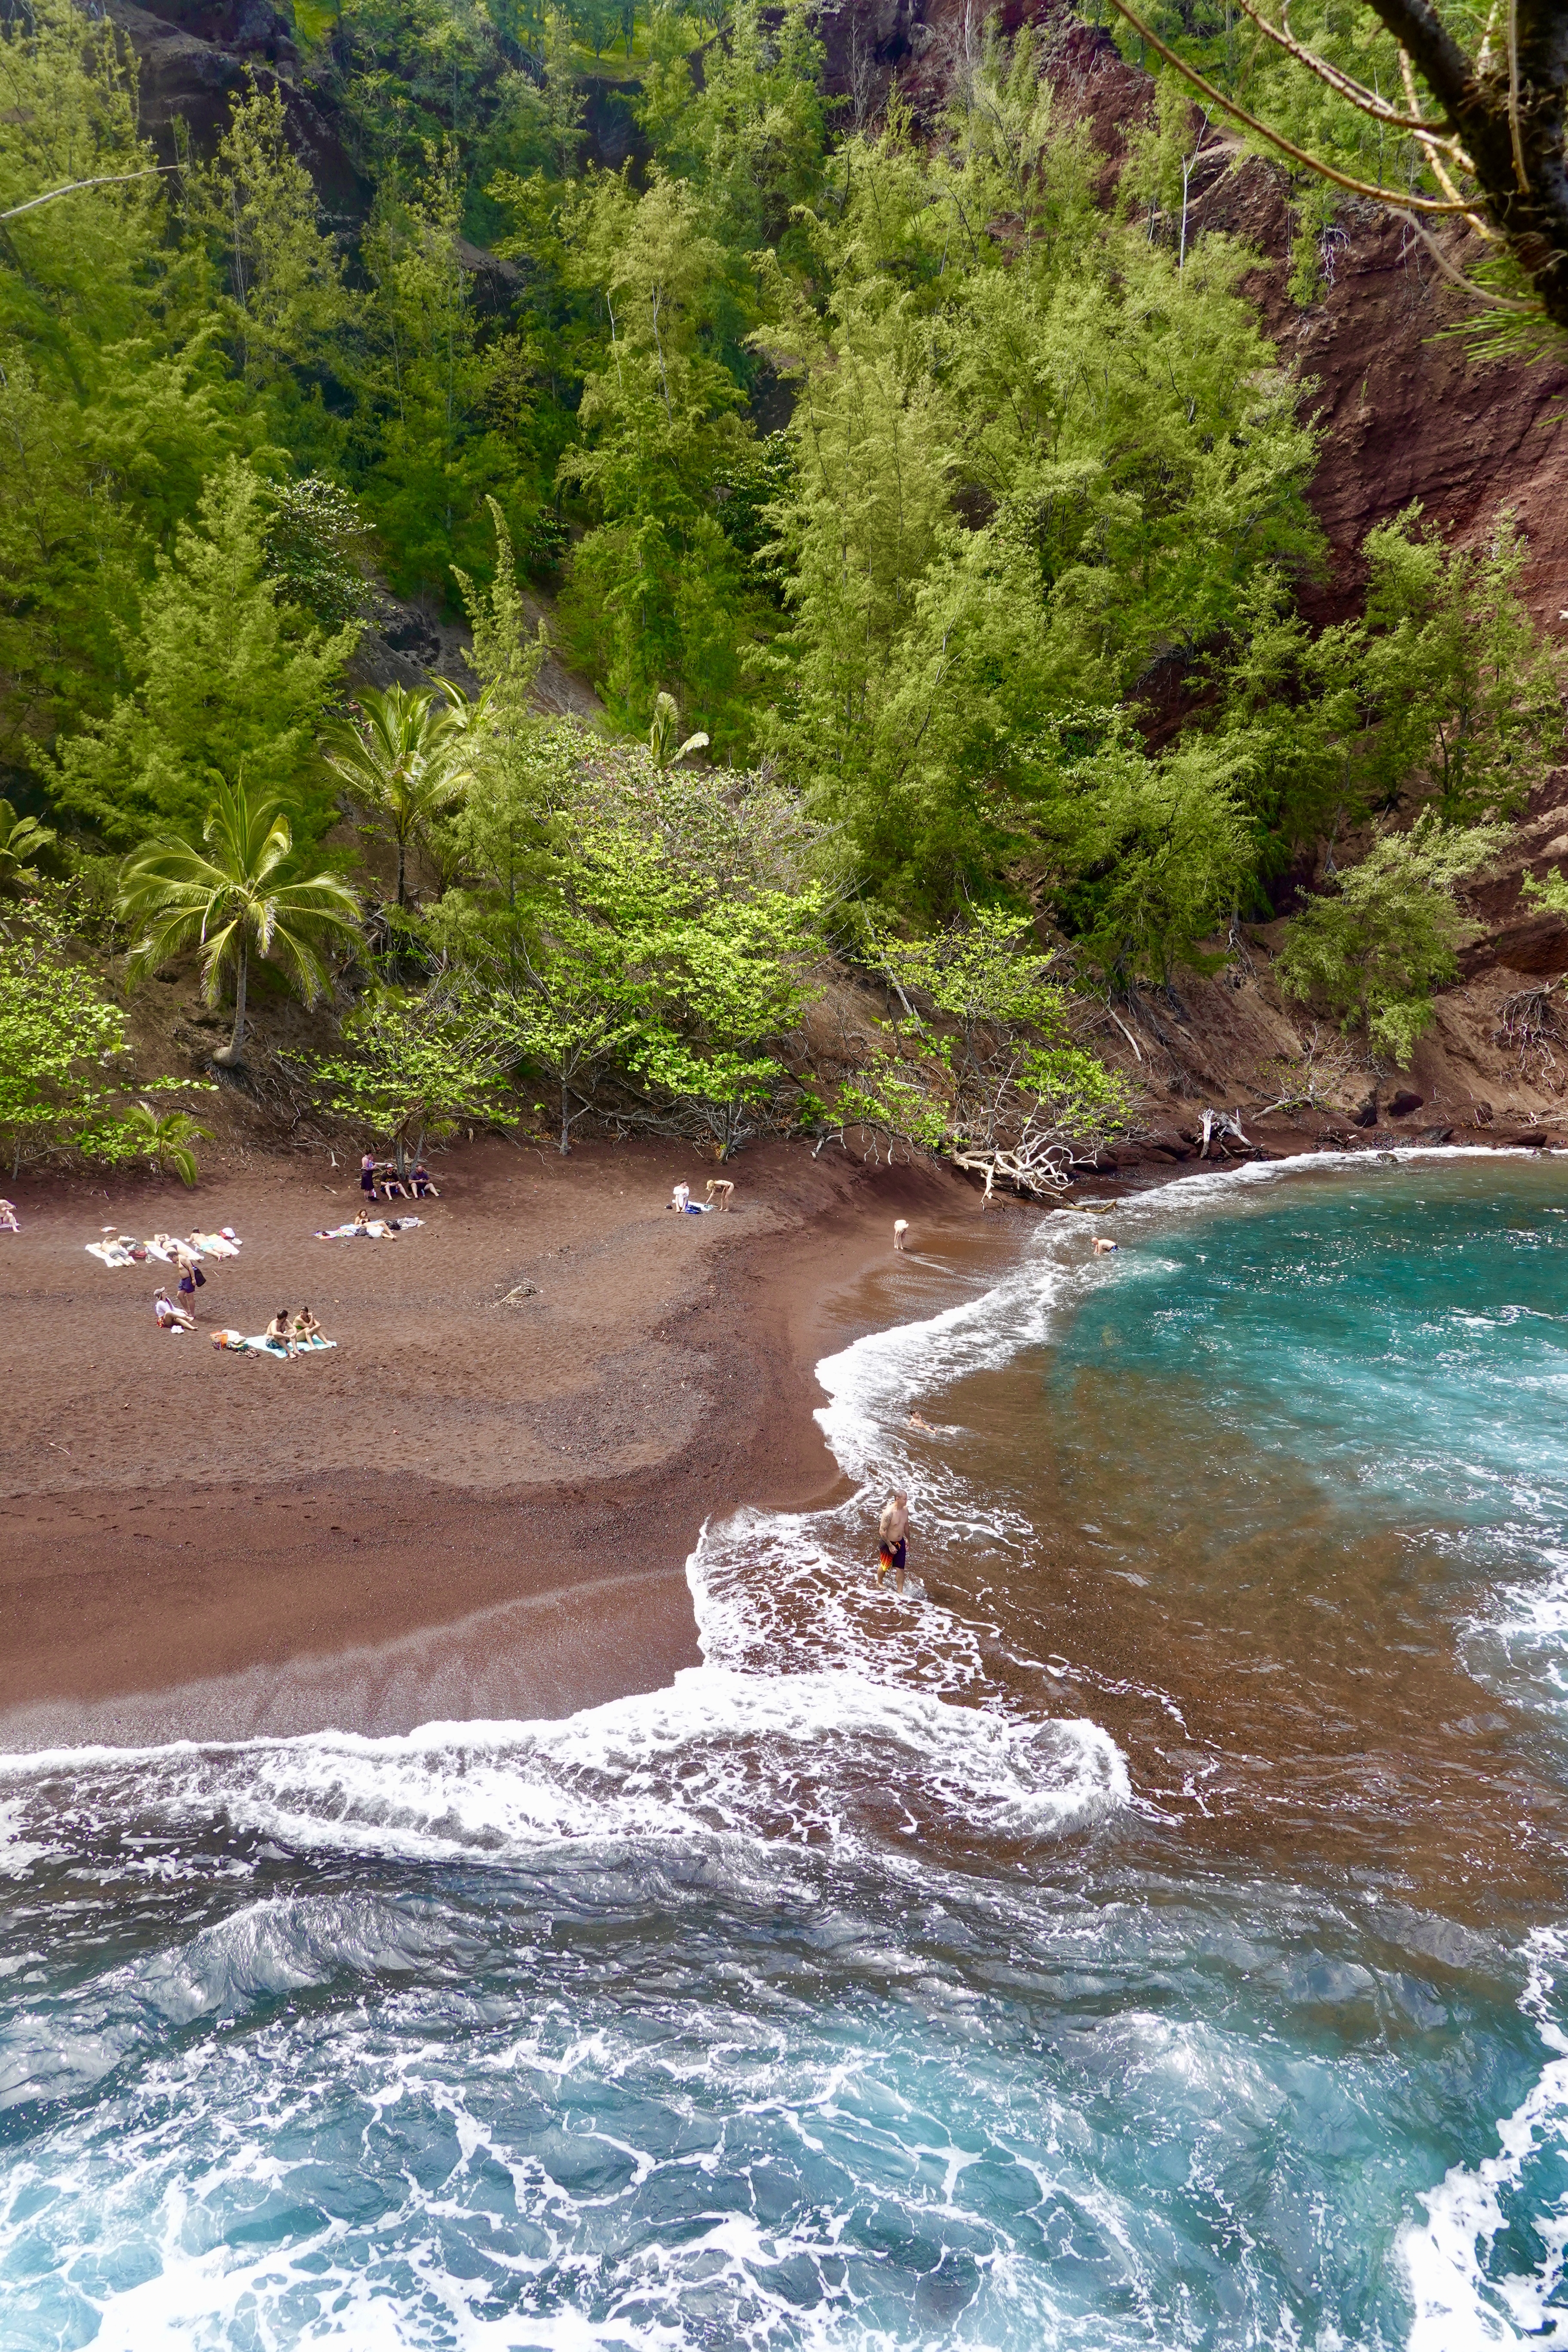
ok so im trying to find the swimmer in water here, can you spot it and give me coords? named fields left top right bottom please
left=876, top=1489, right=910, bottom=1590
left=1092, top=1236, right=1118, bottom=1255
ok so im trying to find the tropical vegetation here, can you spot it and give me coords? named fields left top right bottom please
left=0, top=0, right=1562, bottom=1185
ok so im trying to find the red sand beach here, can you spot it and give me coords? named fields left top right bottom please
left=0, top=1138, right=997, bottom=1748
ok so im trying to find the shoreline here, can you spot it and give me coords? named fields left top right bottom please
left=0, top=1136, right=1004, bottom=1750
left=3, top=1130, right=1555, bottom=1756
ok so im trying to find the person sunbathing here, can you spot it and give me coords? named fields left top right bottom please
left=153, top=1287, right=192, bottom=1333
left=292, top=1306, right=323, bottom=1348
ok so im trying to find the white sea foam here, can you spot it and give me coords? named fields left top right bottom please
left=1401, top=1931, right=1568, bottom=2348
left=0, top=1666, right=1127, bottom=1878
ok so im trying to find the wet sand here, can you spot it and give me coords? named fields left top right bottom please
left=0, top=1137, right=999, bottom=1747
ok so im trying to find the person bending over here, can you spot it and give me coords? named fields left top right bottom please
left=877, top=1489, right=911, bottom=1590
left=705, top=1179, right=735, bottom=1213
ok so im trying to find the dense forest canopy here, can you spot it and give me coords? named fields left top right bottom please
left=0, top=0, right=1562, bottom=1178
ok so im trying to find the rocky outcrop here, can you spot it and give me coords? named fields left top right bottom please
left=107, top=0, right=370, bottom=224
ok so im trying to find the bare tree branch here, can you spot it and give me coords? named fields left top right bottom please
left=0, top=167, right=178, bottom=223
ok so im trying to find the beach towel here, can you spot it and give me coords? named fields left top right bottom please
left=232, top=1332, right=338, bottom=1358
left=314, top=1217, right=423, bottom=1239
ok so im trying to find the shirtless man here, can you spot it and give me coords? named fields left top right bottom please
left=705, top=1178, right=734, bottom=1213
left=1092, top=1236, right=1119, bottom=1256
left=877, top=1489, right=910, bottom=1590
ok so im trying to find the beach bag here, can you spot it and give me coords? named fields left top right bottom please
left=193, top=1264, right=205, bottom=1287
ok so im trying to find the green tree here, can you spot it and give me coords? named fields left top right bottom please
left=118, top=777, right=361, bottom=1064
left=0, top=903, right=132, bottom=1176
left=1354, top=509, right=1564, bottom=821
left=53, top=459, right=358, bottom=845
left=315, top=984, right=511, bottom=1169
left=324, top=683, right=476, bottom=906
left=1276, top=811, right=1507, bottom=1064
left=0, top=802, right=56, bottom=894
left=122, top=1099, right=211, bottom=1185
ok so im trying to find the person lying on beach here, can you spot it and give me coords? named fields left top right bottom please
left=877, top=1489, right=910, bottom=1590
left=705, top=1179, right=734, bottom=1213
left=266, top=1308, right=297, bottom=1357
left=411, top=1163, right=439, bottom=1197
left=907, top=1411, right=937, bottom=1433
left=893, top=1219, right=909, bottom=1252
left=1092, top=1236, right=1119, bottom=1256
left=153, top=1287, right=193, bottom=1333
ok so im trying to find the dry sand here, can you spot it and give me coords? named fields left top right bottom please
left=0, top=1136, right=990, bottom=1748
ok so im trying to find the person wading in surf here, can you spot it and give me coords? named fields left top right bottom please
left=877, top=1489, right=910, bottom=1591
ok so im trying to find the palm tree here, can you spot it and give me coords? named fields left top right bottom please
left=0, top=799, right=55, bottom=894
left=124, top=1101, right=211, bottom=1186
left=117, top=779, right=360, bottom=1066
left=322, top=683, right=475, bottom=908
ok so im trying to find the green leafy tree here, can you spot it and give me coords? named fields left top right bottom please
left=196, top=77, right=354, bottom=395
left=54, top=459, right=358, bottom=845
left=844, top=908, right=1130, bottom=1190
left=118, top=777, right=361, bottom=1064
left=0, top=903, right=132, bottom=1175
left=1276, top=811, right=1507, bottom=1064
left=1354, top=509, right=1565, bottom=821
left=552, top=172, right=760, bottom=741
left=315, top=984, right=511, bottom=1169
left=261, top=476, right=374, bottom=630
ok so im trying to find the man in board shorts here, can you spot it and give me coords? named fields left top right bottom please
left=877, top=1490, right=910, bottom=1590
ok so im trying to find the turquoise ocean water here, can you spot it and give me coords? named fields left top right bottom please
left=5, top=1153, right=1568, bottom=2348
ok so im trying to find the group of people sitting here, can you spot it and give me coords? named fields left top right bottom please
left=668, top=1179, right=734, bottom=1216
left=360, top=1154, right=439, bottom=1203
left=210, top=1307, right=330, bottom=1357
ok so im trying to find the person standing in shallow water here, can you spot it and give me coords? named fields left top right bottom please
left=877, top=1489, right=910, bottom=1590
